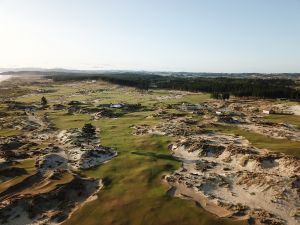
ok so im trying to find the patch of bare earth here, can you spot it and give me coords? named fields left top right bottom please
left=132, top=121, right=300, bottom=225
left=165, top=133, right=300, bottom=225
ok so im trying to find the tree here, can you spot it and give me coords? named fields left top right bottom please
left=82, top=123, right=96, bottom=143
left=41, top=96, right=48, bottom=106
left=221, top=92, right=230, bottom=100
left=211, top=92, right=220, bottom=99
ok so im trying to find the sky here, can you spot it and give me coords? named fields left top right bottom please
left=0, top=0, right=300, bottom=73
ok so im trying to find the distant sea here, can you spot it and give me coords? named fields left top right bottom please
left=0, top=75, right=12, bottom=83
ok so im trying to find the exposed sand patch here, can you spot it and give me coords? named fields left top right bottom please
left=290, top=105, right=300, bottom=116
left=165, top=133, right=300, bottom=225
left=0, top=175, right=101, bottom=225
left=0, top=108, right=117, bottom=225
left=57, top=129, right=117, bottom=170
left=132, top=119, right=300, bottom=224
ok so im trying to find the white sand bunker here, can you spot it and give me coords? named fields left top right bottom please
left=0, top=127, right=116, bottom=225
left=56, top=129, right=117, bottom=170
left=35, top=129, right=117, bottom=173
left=165, top=133, right=300, bottom=225
left=0, top=175, right=101, bottom=225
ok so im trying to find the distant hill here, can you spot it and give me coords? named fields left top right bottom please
left=1, top=68, right=300, bottom=80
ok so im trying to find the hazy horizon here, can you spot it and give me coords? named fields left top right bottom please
left=1, top=0, right=300, bottom=73
left=1, top=67, right=300, bottom=74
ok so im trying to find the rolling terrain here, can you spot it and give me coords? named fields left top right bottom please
left=0, top=74, right=299, bottom=225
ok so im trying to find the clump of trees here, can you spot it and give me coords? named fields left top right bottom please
left=211, top=92, right=230, bottom=100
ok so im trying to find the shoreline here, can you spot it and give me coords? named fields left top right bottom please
left=0, top=75, right=13, bottom=83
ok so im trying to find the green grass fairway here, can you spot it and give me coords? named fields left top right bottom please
left=6, top=79, right=298, bottom=225
left=264, top=114, right=300, bottom=128
left=0, top=128, right=22, bottom=137
left=211, top=124, right=300, bottom=158
left=61, top=112, right=246, bottom=225
left=49, top=112, right=92, bottom=129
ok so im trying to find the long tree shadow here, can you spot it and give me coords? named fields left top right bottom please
left=131, top=151, right=181, bottom=162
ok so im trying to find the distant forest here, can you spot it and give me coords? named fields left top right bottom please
left=42, top=72, right=300, bottom=100
left=4, top=71, right=300, bottom=100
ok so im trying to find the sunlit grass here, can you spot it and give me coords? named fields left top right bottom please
left=211, top=124, right=300, bottom=158
left=49, top=111, right=92, bottom=129
left=264, top=114, right=300, bottom=128
left=0, top=158, right=36, bottom=193
left=62, top=112, right=246, bottom=225
left=0, top=128, right=22, bottom=137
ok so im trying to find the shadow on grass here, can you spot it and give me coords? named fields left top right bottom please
left=131, top=151, right=180, bottom=162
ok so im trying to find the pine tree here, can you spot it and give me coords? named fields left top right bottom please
left=41, top=96, right=48, bottom=106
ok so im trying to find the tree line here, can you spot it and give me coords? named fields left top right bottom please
left=44, top=72, right=300, bottom=100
